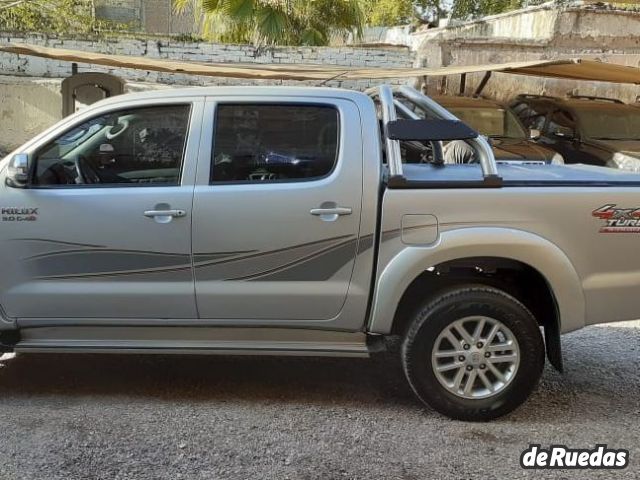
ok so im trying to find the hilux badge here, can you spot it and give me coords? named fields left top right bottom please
left=1, top=207, right=38, bottom=222
left=592, top=204, right=640, bottom=233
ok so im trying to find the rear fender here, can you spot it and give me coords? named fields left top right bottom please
left=368, top=227, right=585, bottom=335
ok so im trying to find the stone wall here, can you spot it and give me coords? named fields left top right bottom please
left=0, top=33, right=413, bottom=91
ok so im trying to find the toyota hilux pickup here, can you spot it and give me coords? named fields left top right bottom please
left=2, top=85, right=640, bottom=421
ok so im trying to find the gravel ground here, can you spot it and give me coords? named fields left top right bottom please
left=0, top=321, right=638, bottom=480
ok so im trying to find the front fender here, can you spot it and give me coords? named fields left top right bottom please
left=368, top=227, right=585, bottom=335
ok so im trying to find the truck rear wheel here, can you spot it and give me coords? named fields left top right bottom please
left=401, top=286, right=545, bottom=421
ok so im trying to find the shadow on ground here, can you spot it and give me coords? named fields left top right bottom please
left=0, top=324, right=638, bottom=479
left=0, top=324, right=637, bottom=421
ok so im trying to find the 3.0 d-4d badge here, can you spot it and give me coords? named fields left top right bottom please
left=1, top=207, right=38, bottom=222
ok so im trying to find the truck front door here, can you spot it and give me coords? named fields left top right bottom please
left=0, top=100, right=203, bottom=320
left=192, top=99, right=363, bottom=322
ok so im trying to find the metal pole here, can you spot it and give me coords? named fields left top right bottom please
left=474, top=71, right=492, bottom=97
left=459, top=73, right=466, bottom=96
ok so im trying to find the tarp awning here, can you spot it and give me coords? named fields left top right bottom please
left=1, top=42, right=640, bottom=84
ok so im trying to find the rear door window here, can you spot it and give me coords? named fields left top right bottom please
left=211, top=104, right=339, bottom=183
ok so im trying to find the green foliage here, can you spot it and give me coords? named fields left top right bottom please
left=450, top=0, right=525, bottom=20
left=363, top=0, right=447, bottom=26
left=0, top=0, right=111, bottom=34
left=174, top=0, right=365, bottom=46
left=364, top=0, right=414, bottom=26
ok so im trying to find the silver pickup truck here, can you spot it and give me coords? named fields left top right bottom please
left=1, top=85, right=639, bottom=421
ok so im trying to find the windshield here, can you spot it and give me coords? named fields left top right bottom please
left=573, top=106, right=640, bottom=140
left=447, top=107, right=527, bottom=139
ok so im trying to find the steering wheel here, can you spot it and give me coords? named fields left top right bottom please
left=105, top=119, right=129, bottom=140
left=75, top=156, right=101, bottom=184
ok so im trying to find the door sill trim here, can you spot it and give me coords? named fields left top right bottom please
left=15, top=326, right=370, bottom=357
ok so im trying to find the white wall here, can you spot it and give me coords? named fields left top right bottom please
left=0, top=33, right=415, bottom=91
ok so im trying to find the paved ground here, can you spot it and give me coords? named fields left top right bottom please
left=0, top=322, right=638, bottom=480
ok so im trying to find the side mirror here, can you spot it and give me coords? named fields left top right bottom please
left=5, top=153, right=30, bottom=188
left=529, top=128, right=541, bottom=140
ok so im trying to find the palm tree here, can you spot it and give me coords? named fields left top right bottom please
left=174, top=0, right=365, bottom=46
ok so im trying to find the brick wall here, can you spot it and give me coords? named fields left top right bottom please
left=0, top=33, right=414, bottom=90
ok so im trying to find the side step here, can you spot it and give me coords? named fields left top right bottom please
left=15, top=326, right=372, bottom=357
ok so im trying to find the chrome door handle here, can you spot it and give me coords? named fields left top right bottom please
left=144, top=209, right=186, bottom=218
left=310, top=207, right=352, bottom=217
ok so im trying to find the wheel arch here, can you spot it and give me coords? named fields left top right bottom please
left=368, top=227, right=585, bottom=370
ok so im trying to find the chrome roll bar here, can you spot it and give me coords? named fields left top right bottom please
left=397, top=85, right=500, bottom=178
left=378, top=85, right=404, bottom=178
left=377, top=84, right=500, bottom=180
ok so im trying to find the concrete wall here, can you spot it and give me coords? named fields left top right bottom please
left=95, top=0, right=141, bottom=27
left=0, top=76, right=169, bottom=152
left=412, top=4, right=640, bottom=103
left=0, top=76, right=62, bottom=152
left=94, top=0, right=196, bottom=35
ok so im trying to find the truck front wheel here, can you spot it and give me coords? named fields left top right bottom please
left=402, top=286, right=545, bottom=421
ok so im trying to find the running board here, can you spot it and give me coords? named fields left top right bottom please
left=15, top=326, right=371, bottom=357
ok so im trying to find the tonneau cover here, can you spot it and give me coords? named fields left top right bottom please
left=401, top=163, right=640, bottom=186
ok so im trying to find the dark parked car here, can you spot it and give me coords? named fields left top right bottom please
left=432, top=96, right=564, bottom=164
left=510, top=94, right=640, bottom=172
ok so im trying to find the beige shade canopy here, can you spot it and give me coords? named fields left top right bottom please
left=1, top=42, right=640, bottom=84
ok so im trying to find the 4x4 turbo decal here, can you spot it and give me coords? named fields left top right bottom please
left=592, top=204, right=640, bottom=233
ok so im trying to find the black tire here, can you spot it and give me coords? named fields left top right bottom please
left=402, top=285, right=545, bottom=421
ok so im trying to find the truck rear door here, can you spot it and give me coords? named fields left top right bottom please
left=192, top=98, right=363, bottom=322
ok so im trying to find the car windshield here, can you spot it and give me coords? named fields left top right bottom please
left=573, top=105, right=640, bottom=140
left=447, top=107, right=527, bottom=139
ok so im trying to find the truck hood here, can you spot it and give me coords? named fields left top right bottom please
left=401, top=162, right=640, bottom=186
left=491, top=138, right=555, bottom=162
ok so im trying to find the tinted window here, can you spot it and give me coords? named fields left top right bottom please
left=34, top=105, right=190, bottom=186
left=572, top=105, right=640, bottom=140
left=447, top=107, right=527, bottom=139
left=211, top=104, right=339, bottom=183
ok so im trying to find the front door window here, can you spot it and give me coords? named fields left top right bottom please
left=34, top=105, right=191, bottom=187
